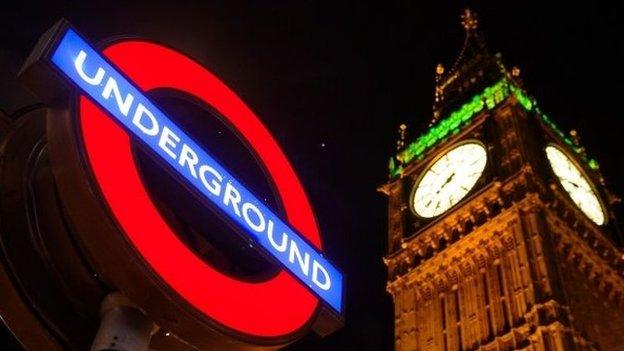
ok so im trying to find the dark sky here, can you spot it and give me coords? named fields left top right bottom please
left=1, top=1, right=623, bottom=350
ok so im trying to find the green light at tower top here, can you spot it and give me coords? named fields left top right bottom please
left=389, top=78, right=599, bottom=178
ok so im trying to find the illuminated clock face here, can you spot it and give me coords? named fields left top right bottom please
left=412, top=142, right=487, bottom=218
left=545, top=145, right=606, bottom=225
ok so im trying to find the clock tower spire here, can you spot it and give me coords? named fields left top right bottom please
left=381, top=10, right=624, bottom=351
left=460, top=8, right=478, bottom=31
left=432, top=8, right=503, bottom=123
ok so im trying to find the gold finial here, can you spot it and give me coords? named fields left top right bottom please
left=569, top=129, right=580, bottom=146
left=569, top=129, right=587, bottom=157
left=396, top=123, right=408, bottom=151
left=461, top=9, right=479, bottom=31
left=434, top=64, right=445, bottom=111
left=436, top=63, right=445, bottom=75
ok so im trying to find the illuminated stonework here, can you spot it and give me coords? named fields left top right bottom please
left=381, top=10, right=624, bottom=351
left=389, top=81, right=599, bottom=178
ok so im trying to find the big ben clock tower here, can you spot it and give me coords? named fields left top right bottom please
left=380, top=9, right=624, bottom=351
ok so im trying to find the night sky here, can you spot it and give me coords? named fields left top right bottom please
left=1, top=2, right=623, bottom=350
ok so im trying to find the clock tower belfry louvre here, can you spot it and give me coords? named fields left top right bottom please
left=379, top=9, right=624, bottom=351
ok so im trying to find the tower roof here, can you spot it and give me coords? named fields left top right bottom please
left=433, top=9, right=505, bottom=121
left=388, top=9, right=602, bottom=180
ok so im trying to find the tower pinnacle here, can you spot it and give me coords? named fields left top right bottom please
left=432, top=9, right=502, bottom=120
left=461, top=8, right=479, bottom=31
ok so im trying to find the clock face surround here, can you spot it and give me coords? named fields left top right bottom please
left=545, top=144, right=606, bottom=225
left=411, top=141, right=488, bottom=218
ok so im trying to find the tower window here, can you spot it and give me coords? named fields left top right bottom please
left=454, top=289, right=461, bottom=321
left=440, top=295, right=447, bottom=330
left=454, top=289, right=462, bottom=351
left=496, top=265, right=510, bottom=330
left=481, top=272, right=490, bottom=303
left=482, top=272, right=493, bottom=339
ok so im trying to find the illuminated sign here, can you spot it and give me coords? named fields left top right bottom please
left=47, top=27, right=344, bottom=320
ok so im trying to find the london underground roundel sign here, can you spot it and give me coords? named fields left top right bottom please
left=22, top=20, right=343, bottom=348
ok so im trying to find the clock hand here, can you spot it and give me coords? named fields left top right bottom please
left=560, top=177, right=590, bottom=191
left=442, top=172, right=455, bottom=187
left=565, top=179, right=580, bottom=188
left=436, top=172, right=455, bottom=194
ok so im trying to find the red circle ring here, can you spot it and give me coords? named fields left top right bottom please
left=79, top=41, right=320, bottom=337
